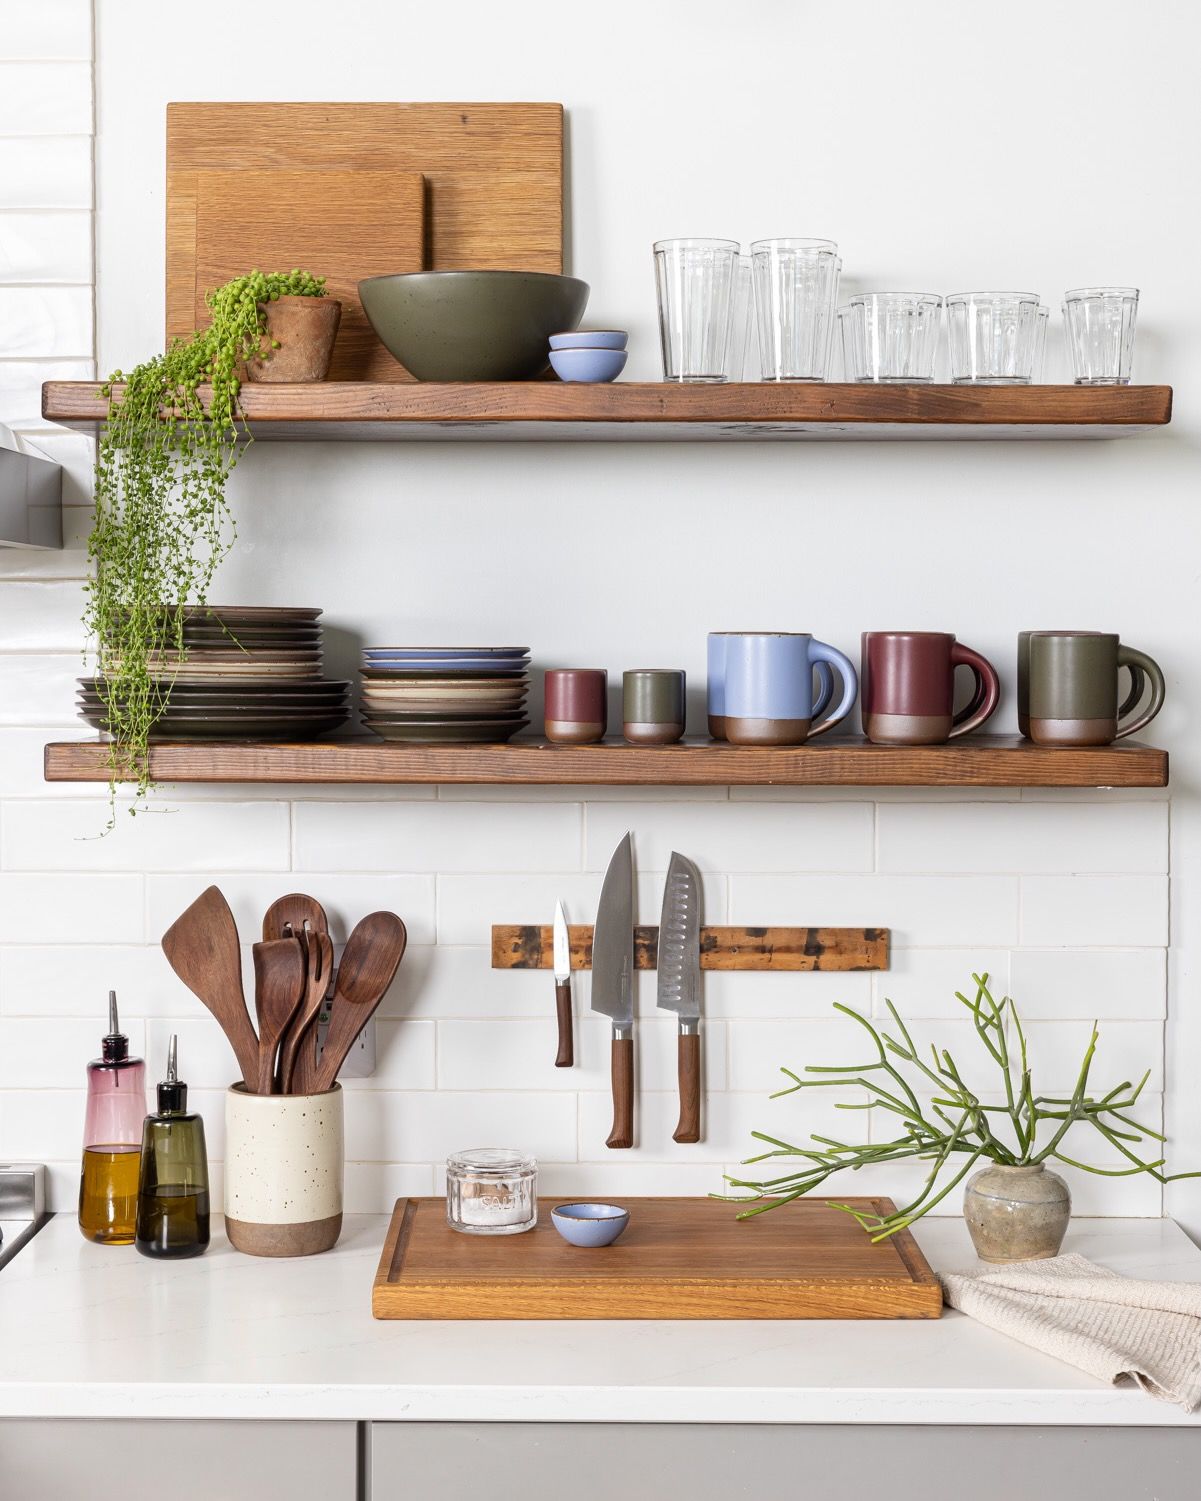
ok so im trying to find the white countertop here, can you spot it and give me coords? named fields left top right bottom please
left=2, top=1212, right=1199, bottom=1426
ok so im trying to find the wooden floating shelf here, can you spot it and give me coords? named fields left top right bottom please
left=492, top=924, right=888, bottom=972
left=41, top=381, right=1172, bottom=442
left=44, top=735, right=1168, bottom=788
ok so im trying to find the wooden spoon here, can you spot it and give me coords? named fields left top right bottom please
left=251, top=937, right=307, bottom=1094
left=313, top=912, right=407, bottom=1093
left=262, top=892, right=328, bottom=944
left=162, top=885, right=259, bottom=1088
left=278, top=929, right=333, bottom=1093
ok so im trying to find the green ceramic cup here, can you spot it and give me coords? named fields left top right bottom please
left=1017, top=630, right=1146, bottom=738
left=623, top=669, right=685, bottom=745
left=1025, top=632, right=1165, bottom=746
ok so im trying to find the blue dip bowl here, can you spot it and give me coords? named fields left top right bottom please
left=549, top=330, right=628, bottom=350
left=549, top=347, right=628, bottom=383
left=551, top=1202, right=630, bottom=1247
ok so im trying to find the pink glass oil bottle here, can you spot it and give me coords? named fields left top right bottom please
left=78, top=991, right=146, bottom=1244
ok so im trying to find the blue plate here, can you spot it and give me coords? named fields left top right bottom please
left=363, top=657, right=529, bottom=670
left=363, top=646, right=530, bottom=658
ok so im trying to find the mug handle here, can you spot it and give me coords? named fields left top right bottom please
left=1115, top=646, right=1165, bottom=739
left=806, top=640, right=858, bottom=738
left=811, top=660, right=835, bottom=722
left=1119, top=663, right=1146, bottom=720
left=948, top=643, right=1000, bottom=739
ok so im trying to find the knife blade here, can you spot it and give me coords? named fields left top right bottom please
left=591, top=831, right=635, bottom=1148
left=552, top=899, right=574, bottom=1068
left=657, top=851, right=703, bottom=1143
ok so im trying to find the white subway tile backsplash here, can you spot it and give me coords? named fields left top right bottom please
left=0, top=655, right=83, bottom=725
left=1021, top=876, right=1169, bottom=947
left=0, top=873, right=142, bottom=943
left=1022, top=1018, right=1164, bottom=1092
left=0, top=579, right=86, bottom=649
left=2, top=2, right=92, bottom=59
left=0, top=727, right=93, bottom=797
left=0, top=138, right=91, bottom=208
left=0, top=943, right=190, bottom=1016
left=342, top=1090, right=577, bottom=1164
left=343, top=1161, right=435, bottom=1213
left=0, top=63, right=92, bottom=133
left=342, top=1019, right=435, bottom=1091
left=703, top=967, right=873, bottom=1020
left=378, top=946, right=553, bottom=1021
left=877, top=802, right=1168, bottom=875
left=0, top=285, right=92, bottom=355
left=585, top=800, right=874, bottom=873
left=874, top=950, right=1011, bottom=1019
left=0, top=1015, right=144, bottom=1087
left=0, top=357, right=93, bottom=424
left=1009, top=948, right=1167, bottom=1020
left=0, top=1089, right=90, bottom=1160
left=0, top=211, right=91, bottom=282
left=294, top=800, right=582, bottom=873
left=2, top=799, right=291, bottom=872
left=537, top=1161, right=726, bottom=1197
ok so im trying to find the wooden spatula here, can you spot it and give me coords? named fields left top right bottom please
left=313, top=912, right=407, bottom=1093
left=251, top=937, right=307, bottom=1094
left=262, top=892, right=329, bottom=944
left=278, top=929, right=333, bottom=1093
left=162, top=885, right=259, bottom=1088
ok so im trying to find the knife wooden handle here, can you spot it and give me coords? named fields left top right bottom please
left=607, top=1036, right=634, bottom=1149
left=554, top=979, right=574, bottom=1068
left=673, top=1032, right=701, bottom=1144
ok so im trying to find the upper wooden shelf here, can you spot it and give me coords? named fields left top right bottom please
left=41, top=381, right=1172, bottom=442
left=44, top=736, right=1167, bottom=788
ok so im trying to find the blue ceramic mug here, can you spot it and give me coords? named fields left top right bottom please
left=708, top=632, right=835, bottom=740
left=722, top=632, right=857, bottom=745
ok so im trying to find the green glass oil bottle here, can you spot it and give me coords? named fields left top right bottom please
left=135, top=1035, right=210, bottom=1259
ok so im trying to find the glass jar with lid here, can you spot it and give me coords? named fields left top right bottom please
left=446, top=1148, right=537, bottom=1235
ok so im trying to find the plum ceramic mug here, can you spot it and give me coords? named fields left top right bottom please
left=860, top=631, right=1000, bottom=745
left=722, top=632, right=857, bottom=745
left=1025, top=632, right=1165, bottom=746
left=545, top=668, right=607, bottom=744
left=1017, top=630, right=1145, bottom=738
left=708, top=632, right=833, bottom=740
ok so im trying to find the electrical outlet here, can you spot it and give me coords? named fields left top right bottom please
left=317, top=1016, right=377, bottom=1079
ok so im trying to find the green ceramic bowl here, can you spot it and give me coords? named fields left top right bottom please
left=358, top=271, right=590, bottom=381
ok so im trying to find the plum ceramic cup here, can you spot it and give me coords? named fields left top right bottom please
left=1025, top=632, right=1165, bottom=746
left=544, top=668, right=608, bottom=744
left=860, top=631, right=1000, bottom=745
left=623, top=669, right=685, bottom=744
left=1017, top=630, right=1145, bottom=739
left=722, top=632, right=857, bottom=746
left=224, top=1083, right=344, bottom=1257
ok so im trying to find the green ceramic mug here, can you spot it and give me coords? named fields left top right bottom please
left=1017, top=630, right=1146, bottom=738
left=1025, top=632, right=1165, bottom=746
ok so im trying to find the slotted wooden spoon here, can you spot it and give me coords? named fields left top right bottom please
left=313, top=912, right=407, bottom=1093
left=251, top=936, right=307, bottom=1094
left=162, top=885, right=259, bottom=1087
left=278, top=929, right=334, bottom=1093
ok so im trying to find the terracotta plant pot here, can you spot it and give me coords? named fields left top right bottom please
left=963, top=1162, right=1071, bottom=1263
left=244, top=295, right=342, bottom=382
left=224, top=1082, right=343, bottom=1256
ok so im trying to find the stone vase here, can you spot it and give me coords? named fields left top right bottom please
left=244, top=295, right=342, bottom=382
left=963, top=1162, right=1071, bottom=1263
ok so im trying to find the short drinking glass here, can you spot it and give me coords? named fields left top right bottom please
left=1062, top=287, right=1138, bottom=385
left=654, top=238, right=740, bottom=382
left=946, top=292, right=1040, bottom=384
left=752, top=238, right=840, bottom=381
left=838, top=293, right=942, bottom=382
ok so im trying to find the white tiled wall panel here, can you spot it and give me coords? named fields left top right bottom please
left=0, top=212, right=92, bottom=282
left=0, top=138, right=93, bottom=210
left=0, top=286, right=93, bottom=357
left=0, top=63, right=93, bottom=134
left=3, top=1, right=92, bottom=60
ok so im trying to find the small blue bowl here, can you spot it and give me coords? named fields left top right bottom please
left=551, top=1202, right=630, bottom=1247
left=549, top=347, right=628, bottom=383
left=549, top=330, right=628, bottom=350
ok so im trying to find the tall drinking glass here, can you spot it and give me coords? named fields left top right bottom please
left=654, top=238, right=740, bottom=382
left=946, top=292, right=1040, bottom=384
left=1032, top=305, right=1049, bottom=382
left=723, top=255, right=755, bottom=381
left=1063, top=287, right=1138, bottom=385
left=751, top=238, right=840, bottom=381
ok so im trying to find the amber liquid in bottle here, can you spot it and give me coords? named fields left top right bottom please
left=79, top=1145, right=141, bottom=1245
left=78, top=991, right=146, bottom=1245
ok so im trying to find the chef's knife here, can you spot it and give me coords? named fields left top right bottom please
left=657, top=851, right=703, bottom=1143
left=591, top=831, right=635, bottom=1148
left=553, top=899, right=574, bottom=1068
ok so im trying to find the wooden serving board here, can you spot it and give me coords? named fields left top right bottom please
left=166, top=102, right=564, bottom=379
left=372, top=1196, right=942, bottom=1320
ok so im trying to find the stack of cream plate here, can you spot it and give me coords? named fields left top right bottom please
left=359, top=646, right=530, bottom=743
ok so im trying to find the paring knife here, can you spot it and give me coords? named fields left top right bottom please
left=658, top=851, right=703, bottom=1143
left=553, top=899, right=574, bottom=1068
left=591, top=831, right=635, bottom=1149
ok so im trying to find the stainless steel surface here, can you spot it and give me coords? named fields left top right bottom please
left=590, top=831, right=634, bottom=1038
left=552, top=899, right=571, bottom=983
left=0, top=433, right=62, bottom=549
left=657, top=851, right=702, bottom=1035
left=0, top=1164, right=48, bottom=1270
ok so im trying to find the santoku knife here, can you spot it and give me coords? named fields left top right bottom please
left=591, top=831, right=635, bottom=1148
left=657, top=851, right=703, bottom=1143
left=553, top=898, right=574, bottom=1068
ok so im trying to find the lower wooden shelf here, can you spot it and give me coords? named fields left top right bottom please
left=43, top=735, right=1168, bottom=788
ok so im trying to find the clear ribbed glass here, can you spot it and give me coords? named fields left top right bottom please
left=446, top=1148, right=537, bottom=1236
left=946, top=292, right=1040, bottom=384
left=838, top=293, right=942, bottom=383
left=654, top=238, right=740, bottom=383
left=1063, top=286, right=1138, bottom=385
left=1032, top=305, right=1050, bottom=382
left=752, top=238, right=840, bottom=381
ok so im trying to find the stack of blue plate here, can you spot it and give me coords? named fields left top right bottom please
left=359, top=646, right=531, bottom=743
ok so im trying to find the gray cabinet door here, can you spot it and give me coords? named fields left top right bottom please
left=0, top=1419, right=356, bottom=1501
left=372, top=1421, right=1201, bottom=1501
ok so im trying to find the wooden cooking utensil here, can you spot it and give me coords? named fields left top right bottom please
left=278, top=929, right=334, bottom=1093
left=313, top=912, right=407, bottom=1093
left=161, top=885, right=260, bottom=1087
left=251, top=937, right=307, bottom=1095
left=262, top=892, right=329, bottom=944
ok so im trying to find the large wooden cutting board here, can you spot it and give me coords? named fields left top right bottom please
left=166, top=102, right=564, bottom=380
left=372, top=1197, right=942, bottom=1320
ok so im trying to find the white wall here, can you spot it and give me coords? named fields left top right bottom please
left=1, top=0, right=1197, bottom=1230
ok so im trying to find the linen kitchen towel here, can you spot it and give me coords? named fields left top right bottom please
left=941, top=1252, right=1201, bottom=1409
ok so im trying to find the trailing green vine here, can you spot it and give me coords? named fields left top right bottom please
left=85, top=270, right=327, bottom=823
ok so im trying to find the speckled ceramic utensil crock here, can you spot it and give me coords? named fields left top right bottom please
left=1025, top=631, right=1165, bottom=746
left=224, top=1082, right=343, bottom=1256
left=623, top=669, right=685, bottom=744
left=963, top=1162, right=1071, bottom=1263
left=860, top=631, right=1000, bottom=745
left=1017, top=630, right=1147, bottom=739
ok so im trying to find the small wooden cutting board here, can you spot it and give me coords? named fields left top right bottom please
left=372, top=1196, right=942, bottom=1320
